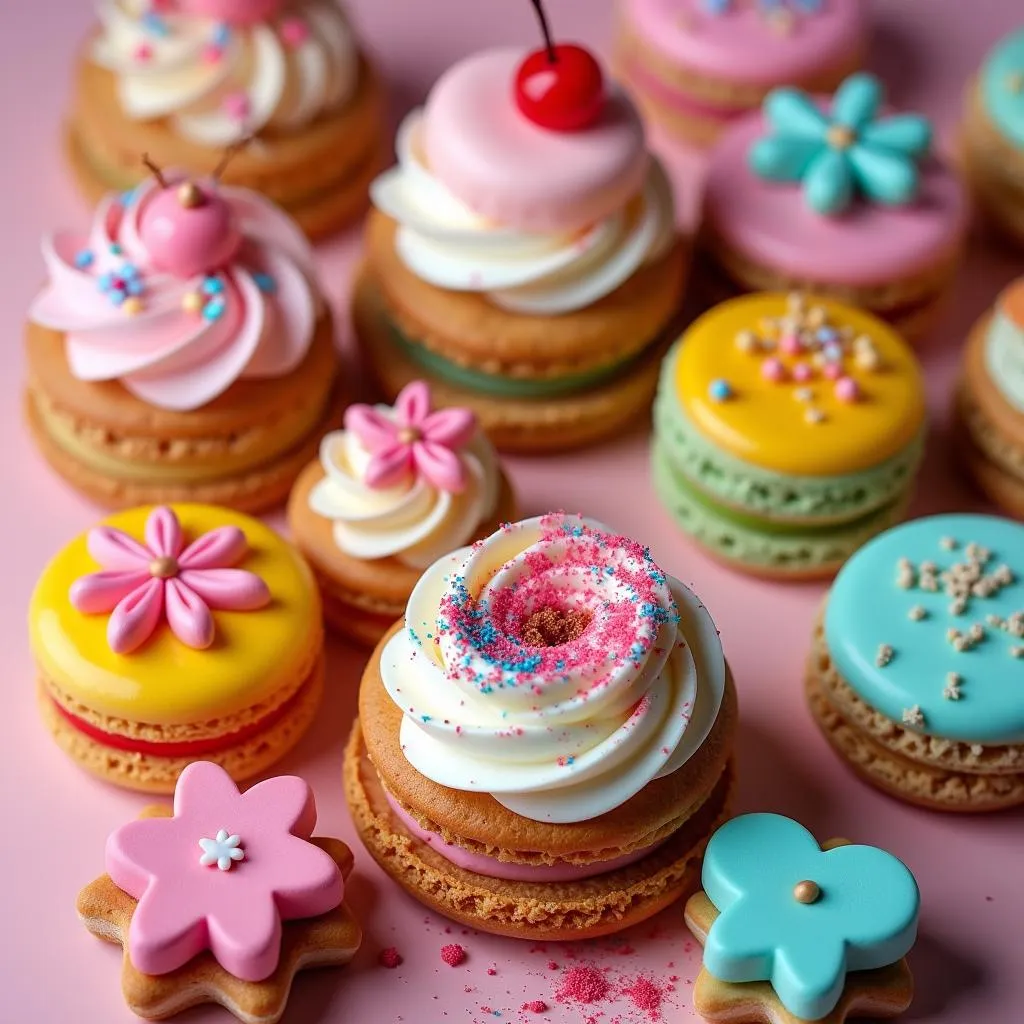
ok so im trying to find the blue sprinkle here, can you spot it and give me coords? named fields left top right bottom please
left=252, top=272, right=277, bottom=295
left=212, top=23, right=231, bottom=47
left=202, top=276, right=225, bottom=295
left=708, top=379, right=733, bottom=402
left=203, top=297, right=226, bottom=321
left=120, top=186, right=139, bottom=208
left=109, top=242, right=123, bottom=256
left=702, top=0, right=730, bottom=11
left=141, top=12, right=170, bottom=36
left=121, top=263, right=140, bottom=280
left=74, top=249, right=94, bottom=269
left=98, top=271, right=116, bottom=290
left=125, top=279, right=146, bottom=297
left=108, top=289, right=126, bottom=307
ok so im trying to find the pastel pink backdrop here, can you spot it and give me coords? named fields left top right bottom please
left=1, top=2, right=1022, bottom=1022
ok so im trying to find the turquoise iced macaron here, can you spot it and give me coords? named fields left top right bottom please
left=808, top=513, right=1024, bottom=812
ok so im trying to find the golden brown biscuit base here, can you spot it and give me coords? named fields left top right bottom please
left=67, top=51, right=386, bottom=240
left=286, top=459, right=518, bottom=646
left=38, top=651, right=325, bottom=793
left=77, top=820, right=361, bottom=1024
left=346, top=721, right=734, bottom=939
left=24, top=315, right=341, bottom=513
left=683, top=892, right=913, bottom=1024
left=354, top=268, right=671, bottom=453
left=365, top=210, right=688, bottom=375
left=357, top=621, right=738, bottom=856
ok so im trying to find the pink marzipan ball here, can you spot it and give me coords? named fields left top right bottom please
left=177, top=0, right=283, bottom=26
left=761, top=357, right=786, bottom=382
left=139, top=183, right=241, bottom=279
left=834, top=376, right=861, bottom=402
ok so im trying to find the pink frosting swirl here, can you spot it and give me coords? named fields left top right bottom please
left=29, top=175, right=322, bottom=411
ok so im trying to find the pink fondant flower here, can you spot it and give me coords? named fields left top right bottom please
left=343, top=381, right=477, bottom=493
left=70, top=506, right=270, bottom=654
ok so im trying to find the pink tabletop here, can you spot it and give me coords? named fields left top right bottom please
left=1, top=2, right=1022, bottom=1023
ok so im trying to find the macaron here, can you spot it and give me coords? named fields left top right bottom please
left=344, top=514, right=737, bottom=939
left=26, top=169, right=340, bottom=513
left=701, top=73, right=968, bottom=342
left=357, top=36, right=687, bottom=452
left=615, top=0, right=867, bottom=147
left=961, top=28, right=1024, bottom=248
left=69, top=0, right=385, bottom=239
left=30, top=504, right=324, bottom=793
left=653, top=292, right=926, bottom=579
left=955, top=279, right=1024, bottom=516
left=807, top=514, right=1024, bottom=812
left=287, top=380, right=517, bottom=647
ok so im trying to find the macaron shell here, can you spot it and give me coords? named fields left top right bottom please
left=422, top=49, right=650, bottom=234
left=704, top=111, right=968, bottom=288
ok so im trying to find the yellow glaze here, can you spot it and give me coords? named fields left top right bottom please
left=29, top=504, right=320, bottom=725
left=675, top=294, right=926, bottom=476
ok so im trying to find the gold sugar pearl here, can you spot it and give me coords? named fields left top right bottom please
left=177, top=181, right=204, bottom=208
left=793, top=880, right=821, bottom=904
left=149, top=556, right=179, bottom=579
left=181, top=292, right=204, bottom=314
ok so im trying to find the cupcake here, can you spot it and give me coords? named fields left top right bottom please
left=962, top=28, right=1024, bottom=247
left=77, top=761, right=361, bottom=1023
left=69, top=0, right=384, bottom=238
left=26, top=165, right=339, bottom=512
left=30, top=504, right=324, bottom=792
left=701, top=73, right=968, bottom=341
left=807, top=514, right=1024, bottom=812
left=345, top=514, right=737, bottom=939
left=685, top=813, right=918, bottom=1024
left=615, top=0, right=867, bottom=147
left=955, top=280, right=1024, bottom=516
left=287, top=380, right=517, bottom=647
left=355, top=4, right=686, bottom=452
left=652, top=292, right=926, bottom=580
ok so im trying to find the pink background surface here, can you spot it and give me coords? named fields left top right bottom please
left=2, top=2, right=1023, bottom=1022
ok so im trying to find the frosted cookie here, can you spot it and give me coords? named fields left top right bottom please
left=345, top=514, right=737, bottom=939
left=685, top=813, right=918, bottom=1023
left=702, top=73, right=967, bottom=341
left=807, top=514, right=1024, bottom=811
left=287, top=380, right=517, bottom=646
left=68, top=0, right=385, bottom=238
left=962, top=28, right=1024, bottom=247
left=77, top=761, right=361, bottom=1023
left=615, top=0, right=867, bottom=147
left=652, top=292, right=926, bottom=579
left=26, top=163, right=339, bottom=512
left=955, top=279, right=1024, bottom=515
left=356, top=1, right=686, bottom=452
left=30, top=504, right=323, bottom=792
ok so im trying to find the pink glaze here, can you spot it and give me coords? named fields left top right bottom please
left=178, top=0, right=283, bottom=26
left=106, top=761, right=343, bottom=981
left=422, top=49, right=649, bottom=234
left=704, top=110, right=968, bottom=288
left=385, top=791, right=663, bottom=882
left=625, top=0, right=867, bottom=87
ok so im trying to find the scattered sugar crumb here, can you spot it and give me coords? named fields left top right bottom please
left=441, top=943, right=466, bottom=967
left=556, top=965, right=610, bottom=1004
left=622, top=975, right=663, bottom=1019
left=521, top=1001, right=548, bottom=1014
left=378, top=947, right=403, bottom=969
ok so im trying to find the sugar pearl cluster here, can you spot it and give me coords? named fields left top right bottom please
left=726, top=293, right=882, bottom=424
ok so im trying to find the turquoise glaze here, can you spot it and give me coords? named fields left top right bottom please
left=749, top=73, right=932, bottom=215
left=701, top=814, right=919, bottom=1022
left=825, top=514, right=1024, bottom=744
left=981, top=29, right=1024, bottom=148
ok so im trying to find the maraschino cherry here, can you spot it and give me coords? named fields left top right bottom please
left=138, top=155, right=241, bottom=279
left=176, top=0, right=283, bottom=27
left=514, top=0, right=605, bottom=131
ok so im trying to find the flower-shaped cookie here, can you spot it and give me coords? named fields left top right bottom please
left=689, top=813, right=919, bottom=1022
left=70, top=505, right=271, bottom=654
left=749, top=73, right=932, bottom=215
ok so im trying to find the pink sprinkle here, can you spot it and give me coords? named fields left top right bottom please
left=834, top=376, right=861, bottom=402
left=486, top=967, right=497, bottom=976
left=823, top=362, right=843, bottom=380
left=791, top=362, right=812, bottom=382
left=547, top=960, right=559, bottom=970
left=222, top=91, right=251, bottom=121
left=779, top=332, right=801, bottom=355
left=134, top=42, right=153, bottom=62
left=622, top=975, right=663, bottom=1019
left=378, top=947, right=403, bottom=969
left=441, top=943, right=466, bottom=967
left=522, top=1001, right=549, bottom=1013
left=201, top=43, right=224, bottom=64
left=280, top=16, right=310, bottom=47
left=557, top=965, right=610, bottom=1004
left=761, top=357, right=786, bottom=382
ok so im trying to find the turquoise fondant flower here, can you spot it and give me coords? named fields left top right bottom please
left=701, top=813, right=920, bottom=1021
left=749, top=73, right=933, bottom=216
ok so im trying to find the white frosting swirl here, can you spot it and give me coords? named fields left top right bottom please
left=308, top=419, right=500, bottom=570
left=984, top=304, right=1024, bottom=413
left=370, top=112, right=676, bottom=316
left=92, top=0, right=358, bottom=147
left=380, top=515, right=726, bottom=824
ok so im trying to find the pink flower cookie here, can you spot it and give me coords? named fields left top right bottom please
left=77, top=761, right=361, bottom=1023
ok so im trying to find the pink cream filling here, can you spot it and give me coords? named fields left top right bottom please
left=385, top=791, right=664, bottom=882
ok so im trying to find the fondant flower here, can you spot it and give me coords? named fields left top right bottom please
left=70, top=506, right=270, bottom=654
left=343, top=381, right=477, bottom=493
left=749, top=73, right=932, bottom=215
left=105, top=761, right=343, bottom=981
left=700, top=813, right=919, bottom=1021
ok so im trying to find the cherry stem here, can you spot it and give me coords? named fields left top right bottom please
left=212, top=134, right=254, bottom=182
left=527, top=0, right=558, bottom=64
left=141, top=154, right=167, bottom=190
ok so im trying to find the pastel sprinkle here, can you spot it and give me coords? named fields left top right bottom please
left=74, top=249, right=94, bottom=269
left=761, top=357, right=786, bottom=382
left=708, top=379, right=732, bottom=402
left=280, top=16, right=310, bottom=47
left=202, top=276, right=225, bottom=295
left=212, top=23, right=231, bottom=47
left=141, top=11, right=169, bottom=36
left=823, top=362, right=843, bottom=380
left=203, top=297, right=226, bottom=321
left=834, top=376, right=860, bottom=402
left=202, top=44, right=224, bottom=64
left=791, top=362, right=812, bottom=382
left=804, top=407, right=826, bottom=424
left=908, top=605, right=926, bottom=621
left=222, top=91, right=251, bottom=122
left=252, top=272, right=277, bottom=294
left=876, top=643, right=894, bottom=667
left=902, top=705, right=924, bottom=727
left=182, top=292, right=204, bottom=314
left=134, top=42, right=153, bottom=62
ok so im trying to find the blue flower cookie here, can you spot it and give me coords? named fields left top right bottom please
left=685, top=813, right=918, bottom=1023
left=808, top=514, right=1024, bottom=811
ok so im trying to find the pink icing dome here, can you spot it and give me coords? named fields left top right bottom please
left=422, top=49, right=649, bottom=234
left=177, top=0, right=284, bottom=26
left=29, top=174, right=322, bottom=412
